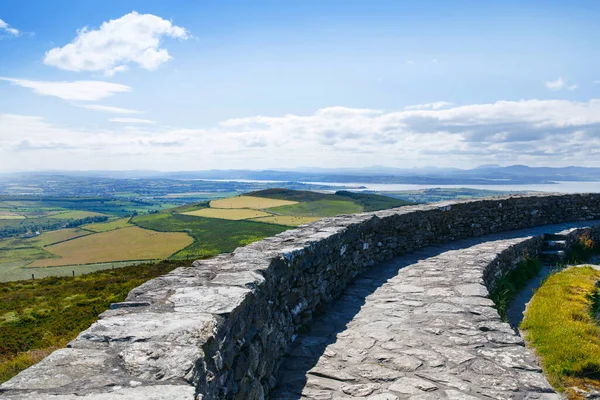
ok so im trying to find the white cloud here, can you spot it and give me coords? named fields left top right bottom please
left=545, top=77, right=578, bottom=91
left=406, top=60, right=414, bottom=65
left=109, top=117, right=156, bottom=124
left=405, top=101, right=453, bottom=110
left=594, top=80, right=600, bottom=85
left=43, top=11, right=189, bottom=75
left=3, top=99, right=600, bottom=170
left=76, top=104, right=141, bottom=114
left=545, top=77, right=565, bottom=90
left=0, top=18, right=20, bottom=36
left=0, top=77, right=131, bottom=101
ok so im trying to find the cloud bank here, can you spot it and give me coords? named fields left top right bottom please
left=2, top=99, right=600, bottom=171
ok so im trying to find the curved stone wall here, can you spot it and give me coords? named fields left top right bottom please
left=2, top=193, right=600, bottom=399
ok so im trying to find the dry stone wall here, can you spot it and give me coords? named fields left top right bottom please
left=2, top=193, right=600, bottom=399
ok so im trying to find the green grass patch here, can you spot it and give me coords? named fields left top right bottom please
left=267, top=199, right=364, bottom=217
left=131, top=212, right=287, bottom=259
left=334, top=191, right=415, bottom=211
left=0, top=215, right=25, bottom=220
left=0, top=247, right=58, bottom=264
left=0, top=260, right=155, bottom=283
left=247, top=188, right=336, bottom=202
left=489, top=258, right=543, bottom=321
left=47, top=210, right=107, bottom=220
left=169, top=201, right=210, bottom=214
left=81, top=217, right=131, bottom=233
left=521, top=266, right=600, bottom=395
left=0, top=237, right=33, bottom=249
left=0, top=260, right=188, bottom=384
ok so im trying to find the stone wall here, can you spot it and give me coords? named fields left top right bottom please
left=3, top=193, right=600, bottom=400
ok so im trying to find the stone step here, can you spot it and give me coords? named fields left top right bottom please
left=543, top=240, right=568, bottom=250
left=540, top=249, right=566, bottom=263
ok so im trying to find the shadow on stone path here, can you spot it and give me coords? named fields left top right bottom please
left=268, top=224, right=595, bottom=399
left=272, top=245, right=460, bottom=399
left=505, top=265, right=555, bottom=330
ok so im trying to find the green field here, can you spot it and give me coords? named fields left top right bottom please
left=335, top=190, right=415, bottom=211
left=30, top=227, right=193, bottom=268
left=246, top=188, right=337, bottom=202
left=131, top=212, right=287, bottom=259
left=47, top=210, right=107, bottom=220
left=81, top=218, right=131, bottom=232
left=0, top=247, right=58, bottom=264
left=210, top=195, right=297, bottom=209
left=267, top=199, right=364, bottom=217
left=379, top=188, right=516, bottom=203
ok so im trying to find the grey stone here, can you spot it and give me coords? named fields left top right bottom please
left=367, top=394, right=399, bottom=400
left=340, top=383, right=379, bottom=396
left=389, top=377, right=438, bottom=394
left=169, top=286, right=251, bottom=314
left=354, top=364, right=404, bottom=382
left=444, top=390, right=480, bottom=400
left=372, top=352, right=423, bottom=372
left=0, top=385, right=196, bottom=399
left=5, top=195, right=600, bottom=399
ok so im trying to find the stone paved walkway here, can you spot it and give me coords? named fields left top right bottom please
left=269, top=223, right=598, bottom=400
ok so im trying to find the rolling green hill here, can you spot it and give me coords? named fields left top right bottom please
left=247, top=188, right=415, bottom=212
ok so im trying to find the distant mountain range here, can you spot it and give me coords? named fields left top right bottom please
left=5, top=165, right=600, bottom=185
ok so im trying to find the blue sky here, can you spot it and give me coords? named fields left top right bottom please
left=1, top=0, right=599, bottom=171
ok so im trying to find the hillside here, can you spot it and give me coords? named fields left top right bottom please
left=0, top=260, right=188, bottom=384
left=247, top=188, right=415, bottom=211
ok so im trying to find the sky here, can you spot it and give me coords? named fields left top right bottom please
left=1, top=0, right=600, bottom=172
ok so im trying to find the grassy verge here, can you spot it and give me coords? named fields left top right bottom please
left=0, top=260, right=188, bottom=384
left=489, top=258, right=543, bottom=320
left=521, top=266, right=600, bottom=397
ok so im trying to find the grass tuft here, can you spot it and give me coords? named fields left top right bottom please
left=521, top=266, right=600, bottom=396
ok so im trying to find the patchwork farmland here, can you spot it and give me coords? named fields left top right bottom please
left=28, top=227, right=193, bottom=268
left=0, top=190, right=413, bottom=281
